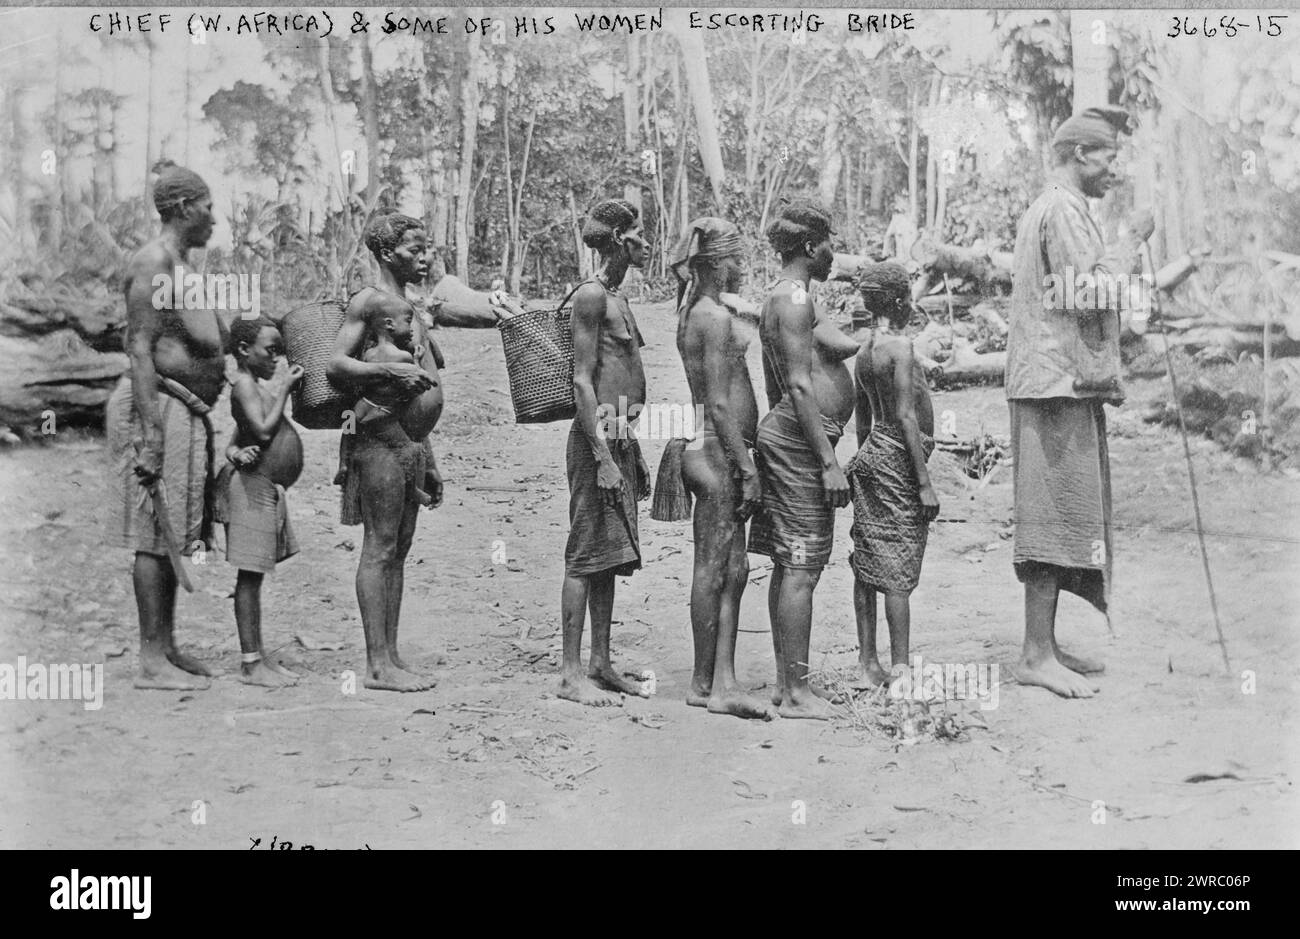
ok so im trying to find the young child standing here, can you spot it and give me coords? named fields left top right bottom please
left=217, top=316, right=305, bottom=687
left=846, top=263, right=940, bottom=691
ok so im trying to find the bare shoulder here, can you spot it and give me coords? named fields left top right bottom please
left=767, top=282, right=812, bottom=323
left=690, top=295, right=730, bottom=323
left=345, top=285, right=378, bottom=321
left=573, top=281, right=607, bottom=305
left=571, top=282, right=608, bottom=322
left=124, top=240, right=174, bottom=288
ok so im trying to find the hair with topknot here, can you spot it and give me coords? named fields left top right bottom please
left=765, top=198, right=833, bottom=260
left=581, top=199, right=639, bottom=252
left=227, top=315, right=280, bottom=358
left=364, top=213, right=425, bottom=259
left=152, top=159, right=210, bottom=222
left=857, top=262, right=913, bottom=327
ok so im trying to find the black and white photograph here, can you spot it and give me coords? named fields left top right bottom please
left=1, top=1, right=1296, bottom=866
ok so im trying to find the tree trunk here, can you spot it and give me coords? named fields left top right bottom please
left=7, top=86, right=32, bottom=253
left=1069, top=11, right=1111, bottom=113
left=675, top=29, right=726, bottom=209
left=455, top=14, right=483, bottom=280
left=568, top=187, right=591, bottom=279
left=315, top=41, right=348, bottom=288
left=1174, top=43, right=1209, bottom=256
left=143, top=39, right=155, bottom=210
left=670, top=51, right=689, bottom=239
left=924, top=74, right=941, bottom=231
left=907, top=84, right=920, bottom=232
left=817, top=93, right=843, bottom=210
left=623, top=34, right=639, bottom=152
left=501, top=87, right=515, bottom=282
left=50, top=50, right=65, bottom=252
left=869, top=152, right=886, bottom=214
left=359, top=35, right=382, bottom=206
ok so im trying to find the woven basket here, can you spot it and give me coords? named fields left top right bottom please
left=281, top=299, right=349, bottom=430
left=498, top=285, right=585, bottom=424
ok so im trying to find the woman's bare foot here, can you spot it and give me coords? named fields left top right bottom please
left=135, top=654, right=211, bottom=691
left=558, top=675, right=623, bottom=707
left=1057, top=648, right=1105, bottom=675
left=777, top=688, right=836, bottom=720
left=265, top=658, right=299, bottom=683
left=848, top=660, right=891, bottom=691
left=364, top=663, right=429, bottom=692
left=164, top=645, right=213, bottom=677
left=1015, top=657, right=1100, bottom=698
left=589, top=665, right=649, bottom=698
left=707, top=688, right=775, bottom=721
left=240, top=660, right=290, bottom=687
left=388, top=652, right=436, bottom=689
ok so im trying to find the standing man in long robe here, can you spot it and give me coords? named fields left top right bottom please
left=1006, top=107, right=1153, bottom=698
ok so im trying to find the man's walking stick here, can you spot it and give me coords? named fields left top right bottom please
left=1142, top=243, right=1230, bottom=674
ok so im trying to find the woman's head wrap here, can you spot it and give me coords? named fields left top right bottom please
left=1051, top=107, right=1134, bottom=151
left=152, top=160, right=210, bottom=218
left=671, top=217, right=744, bottom=311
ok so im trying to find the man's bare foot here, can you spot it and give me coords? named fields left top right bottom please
left=164, top=646, right=213, bottom=677
left=707, top=688, right=775, bottom=721
left=770, top=688, right=784, bottom=706
left=240, top=661, right=290, bottom=688
left=589, top=665, right=649, bottom=698
left=1015, top=657, right=1100, bottom=698
left=686, top=683, right=711, bottom=708
left=364, top=663, right=429, bottom=692
left=848, top=660, right=891, bottom=691
left=135, top=656, right=211, bottom=691
left=1057, top=648, right=1105, bottom=675
left=558, top=675, right=623, bottom=707
left=777, top=689, right=835, bottom=721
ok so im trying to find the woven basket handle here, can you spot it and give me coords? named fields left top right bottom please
left=554, top=278, right=598, bottom=315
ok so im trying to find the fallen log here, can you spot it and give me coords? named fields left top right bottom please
left=932, top=343, right=1006, bottom=387
left=0, top=330, right=128, bottom=429
left=1, top=294, right=123, bottom=351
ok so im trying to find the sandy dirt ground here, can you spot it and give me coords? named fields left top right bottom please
left=2, top=301, right=1297, bottom=849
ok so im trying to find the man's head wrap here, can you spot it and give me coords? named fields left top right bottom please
left=765, top=198, right=834, bottom=259
left=857, top=262, right=912, bottom=323
left=1051, top=107, right=1134, bottom=152
left=152, top=160, right=210, bottom=218
left=582, top=199, right=639, bottom=252
left=671, top=217, right=744, bottom=312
